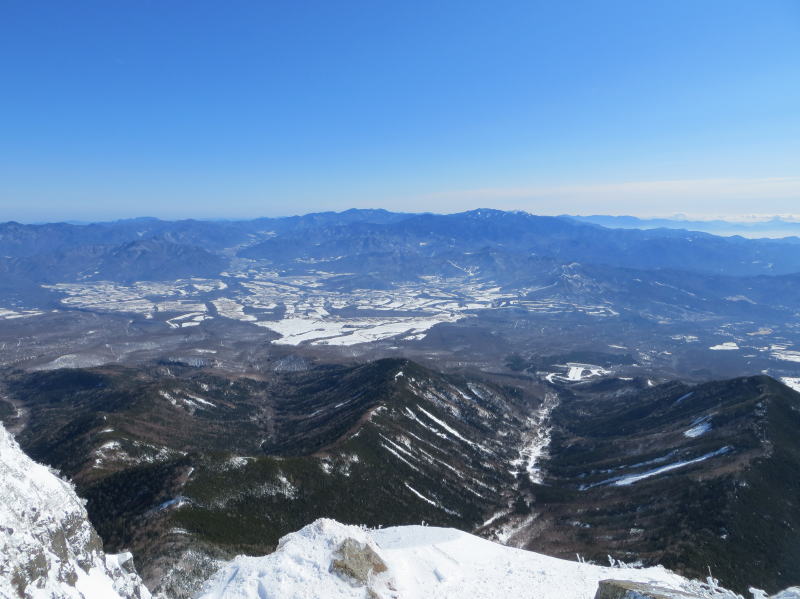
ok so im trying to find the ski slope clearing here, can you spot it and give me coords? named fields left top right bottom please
left=545, top=363, right=610, bottom=384
left=196, top=519, right=772, bottom=599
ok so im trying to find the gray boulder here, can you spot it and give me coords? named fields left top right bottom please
left=594, top=580, right=703, bottom=599
left=330, top=537, right=389, bottom=584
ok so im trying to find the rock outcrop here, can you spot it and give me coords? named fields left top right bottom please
left=0, top=424, right=151, bottom=599
left=595, top=579, right=704, bottom=599
left=330, top=537, right=389, bottom=583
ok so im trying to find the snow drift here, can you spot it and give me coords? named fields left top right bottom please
left=196, top=518, right=793, bottom=599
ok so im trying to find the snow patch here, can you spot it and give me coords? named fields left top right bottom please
left=709, top=342, right=739, bottom=351
left=772, top=349, right=800, bottom=363
left=613, top=446, right=732, bottom=487
left=684, top=416, right=712, bottom=438
left=781, top=377, right=800, bottom=393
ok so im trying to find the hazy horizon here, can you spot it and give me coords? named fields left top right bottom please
left=6, top=206, right=800, bottom=229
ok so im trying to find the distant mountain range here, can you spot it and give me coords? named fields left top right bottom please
left=2, top=210, right=800, bottom=290
left=567, top=214, right=800, bottom=239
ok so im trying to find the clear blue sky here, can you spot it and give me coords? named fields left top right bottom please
left=1, top=0, right=799, bottom=221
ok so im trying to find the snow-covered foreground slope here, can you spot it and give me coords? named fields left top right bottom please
left=197, top=519, right=784, bottom=599
left=0, top=424, right=151, bottom=599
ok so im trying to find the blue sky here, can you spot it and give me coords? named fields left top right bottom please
left=1, top=0, right=798, bottom=221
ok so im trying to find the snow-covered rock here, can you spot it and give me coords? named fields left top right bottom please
left=0, top=424, right=151, bottom=599
left=196, top=518, right=752, bottom=599
left=594, top=579, right=704, bottom=599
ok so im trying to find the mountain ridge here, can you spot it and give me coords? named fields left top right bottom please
left=3, top=359, right=799, bottom=595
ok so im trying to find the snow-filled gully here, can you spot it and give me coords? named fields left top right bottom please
left=512, top=391, right=559, bottom=484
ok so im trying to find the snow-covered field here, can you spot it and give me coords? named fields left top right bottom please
left=37, top=269, right=634, bottom=348
left=513, top=298, right=618, bottom=317
left=31, top=272, right=800, bottom=361
left=0, top=307, right=45, bottom=319
left=781, top=377, right=800, bottom=393
left=771, top=349, right=800, bottom=363
left=42, top=274, right=516, bottom=346
left=255, top=314, right=462, bottom=346
left=196, top=518, right=769, bottom=599
left=710, top=342, right=740, bottom=351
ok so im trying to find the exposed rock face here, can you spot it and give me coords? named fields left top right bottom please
left=0, top=424, right=151, bottom=599
left=594, top=580, right=703, bottom=599
left=330, top=537, right=389, bottom=583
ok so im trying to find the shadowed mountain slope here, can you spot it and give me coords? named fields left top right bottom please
left=0, top=359, right=542, bottom=597
left=517, top=376, right=800, bottom=594
left=2, top=361, right=799, bottom=595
